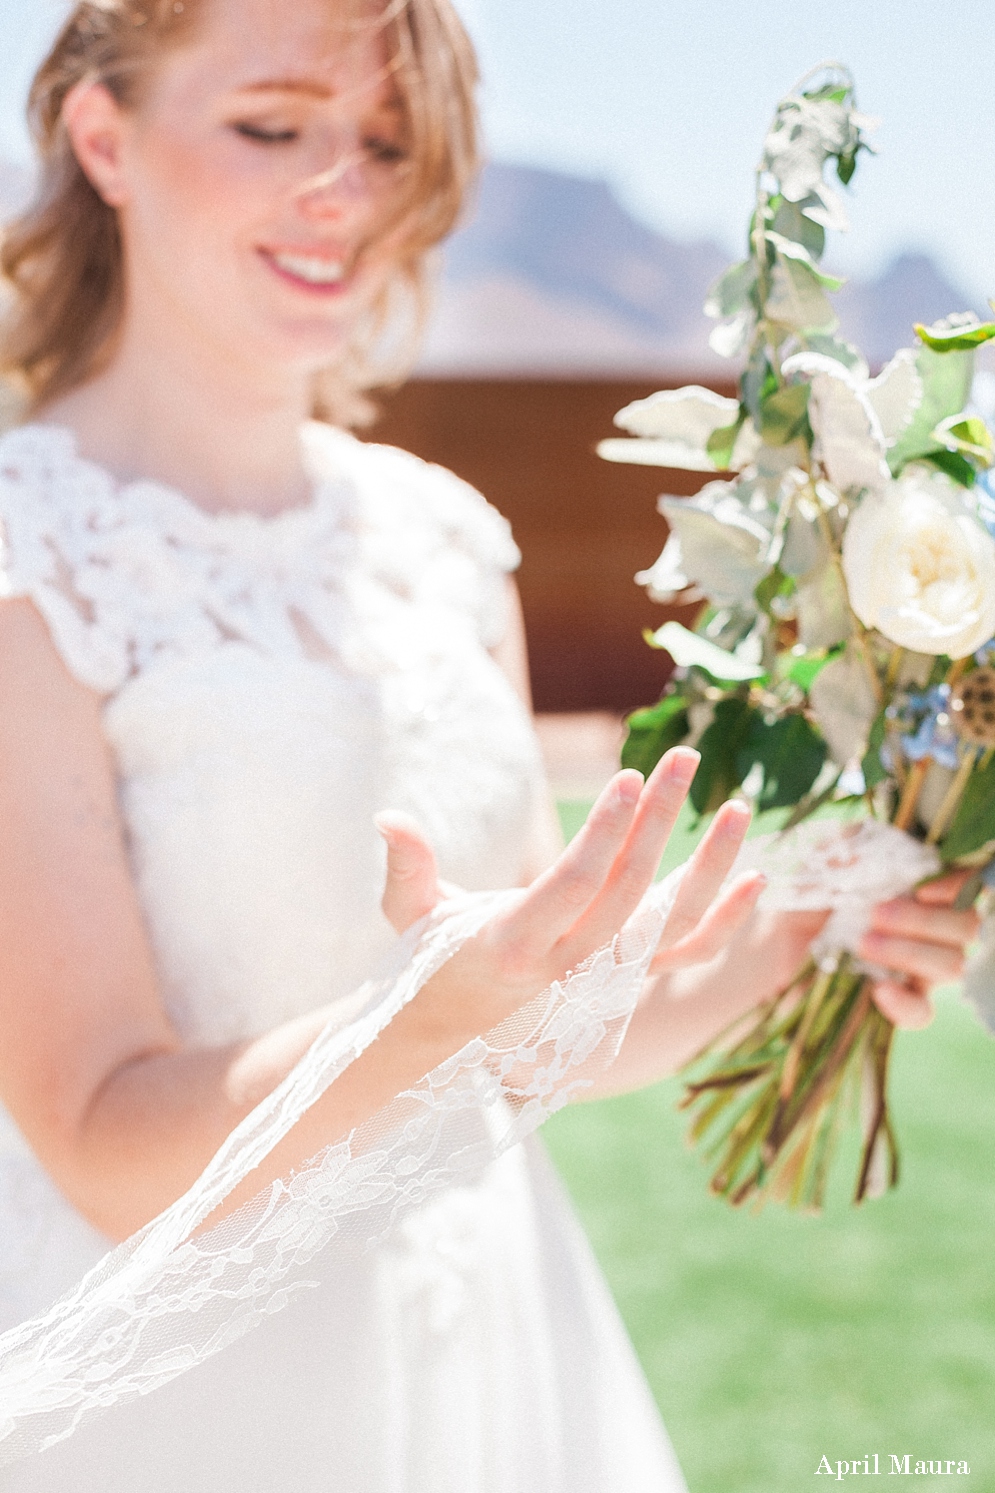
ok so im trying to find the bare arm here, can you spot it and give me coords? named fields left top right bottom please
left=0, top=599, right=753, bottom=1240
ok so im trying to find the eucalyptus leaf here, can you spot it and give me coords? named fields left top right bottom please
left=621, top=695, right=691, bottom=778
left=659, top=486, right=775, bottom=607
left=795, top=559, right=853, bottom=650
left=765, top=256, right=839, bottom=333
left=741, top=349, right=778, bottom=426
left=599, top=386, right=744, bottom=472
left=706, top=410, right=747, bottom=469
left=766, top=233, right=845, bottom=290
left=770, top=197, right=826, bottom=261
left=704, top=260, right=758, bottom=320
left=646, top=620, right=767, bottom=681
left=759, top=381, right=811, bottom=446
left=808, top=649, right=879, bottom=766
left=864, top=349, right=923, bottom=446
left=804, top=334, right=868, bottom=378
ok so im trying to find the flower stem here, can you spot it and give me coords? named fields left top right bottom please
left=893, top=755, right=931, bottom=831
left=926, top=748, right=977, bottom=845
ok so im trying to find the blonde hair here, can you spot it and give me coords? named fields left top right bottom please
left=0, top=0, right=479, bottom=423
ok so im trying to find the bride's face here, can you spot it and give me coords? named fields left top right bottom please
left=68, top=0, right=411, bottom=376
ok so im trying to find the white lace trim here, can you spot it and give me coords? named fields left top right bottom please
left=0, top=423, right=520, bottom=695
left=0, top=875, right=682, bottom=1463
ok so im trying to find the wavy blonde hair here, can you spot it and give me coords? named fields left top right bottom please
left=0, top=0, right=479, bottom=423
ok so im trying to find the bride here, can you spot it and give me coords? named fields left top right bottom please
left=0, top=0, right=976, bottom=1486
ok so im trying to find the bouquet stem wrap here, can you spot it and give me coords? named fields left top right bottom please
left=681, top=820, right=940, bottom=1210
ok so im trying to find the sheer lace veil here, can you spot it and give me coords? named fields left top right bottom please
left=0, top=875, right=686, bottom=1464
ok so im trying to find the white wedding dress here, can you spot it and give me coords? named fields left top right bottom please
left=0, top=422, right=686, bottom=1490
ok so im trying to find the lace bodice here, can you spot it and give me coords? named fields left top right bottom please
left=0, top=421, right=546, bottom=1047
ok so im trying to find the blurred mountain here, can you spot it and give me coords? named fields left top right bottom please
left=419, top=162, right=983, bottom=377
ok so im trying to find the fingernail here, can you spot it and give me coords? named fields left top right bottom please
left=666, top=747, right=700, bottom=785
left=615, top=769, right=644, bottom=804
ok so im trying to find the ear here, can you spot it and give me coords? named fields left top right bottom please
left=62, top=82, right=131, bottom=207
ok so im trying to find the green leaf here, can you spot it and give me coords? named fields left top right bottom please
left=737, top=713, right=828, bottom=811
left=645, top=621, right=767, bottom=682
left=861, top=710, right=888, bottom=790
left=758, top=381, right=811, bottom=447
left=915, top=320, right=995, bottom=352
left=923, top=449, right=977, bottom=488
left=621, top=695, right=691, bottom=778
left=934, top=414, right=994, bottom=468
left=755, top=565, right=796, bottom=618
left=704, top=261, right=758, bottom=320
left=781, top=647, right=840, bottom=692
left=691, top=697, right=758, bottom=816
left=888, top=346, right=975, bottom=472
left=705, top=408, right=746, bottom=469
left=836, top=142, right=863, bottom=185
left=741, top=348, right=778, bottom=426
left=771, top=197, right=826, bottom=261
left=804, top=333, right=867, bottom=374
left=766, top=234, right=845, bottom=290
left=941, top=751, right=995, bottom=860
left=805, top=84, right=851, bottom=105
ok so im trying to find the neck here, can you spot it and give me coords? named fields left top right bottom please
left=36, top=313, right=322, bottom=518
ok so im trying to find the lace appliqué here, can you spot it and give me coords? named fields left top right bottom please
left=0, top=423, right=520, bottom=695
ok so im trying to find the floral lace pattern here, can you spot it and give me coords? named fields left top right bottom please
left=0, top=877, right=684, bottom=1462
left=0, top=422, right=520, bottom=693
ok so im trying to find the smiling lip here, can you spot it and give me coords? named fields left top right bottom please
left=259, top=248, right=352, bottom=295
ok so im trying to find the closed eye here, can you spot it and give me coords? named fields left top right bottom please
left=232, top=122, right=299, bottom=145
left=363, top=137, right=408, bottom=166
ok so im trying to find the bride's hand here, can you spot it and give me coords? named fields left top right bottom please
left=375, top=747, right=766, bottom=1038
left=861, top=870, right=981, bottom=1029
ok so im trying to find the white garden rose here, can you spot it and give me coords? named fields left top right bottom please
left=841, top=465, right=995, bottom=658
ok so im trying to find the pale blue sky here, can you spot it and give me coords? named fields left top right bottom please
left=2, top=0, right=994, bottom=302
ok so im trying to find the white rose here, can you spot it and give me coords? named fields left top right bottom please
left=841, top=465, right=995, bottom=658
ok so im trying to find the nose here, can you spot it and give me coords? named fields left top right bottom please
left=292, top=146, right=373, bottom=223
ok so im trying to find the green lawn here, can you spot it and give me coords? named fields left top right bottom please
left=544, top=801, right=995, bottom=1492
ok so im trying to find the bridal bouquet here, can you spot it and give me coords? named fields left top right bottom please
left=599, top=65, right=995, bottom=1210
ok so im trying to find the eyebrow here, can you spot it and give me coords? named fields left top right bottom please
left=235, top=79, right=334, bottom=100
left=233, top=79, right=404, bottom=110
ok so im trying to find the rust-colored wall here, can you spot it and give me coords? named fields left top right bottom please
left=371, top=378, right=734, bottom=714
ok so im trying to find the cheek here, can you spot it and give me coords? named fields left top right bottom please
left=127, top=126, right=271, bottom=271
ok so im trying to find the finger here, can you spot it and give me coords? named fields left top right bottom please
left=871, top=979, right=934, bottom=1030
left=868, top=897, right=980, bottom=948
left=500, top=769, right=645, bottom=956
left=547, top=748, right=700, bottom=963
left=375, top=811, right=442, bottom=933
left=656, top=799, right=752, bottom=951
left=914, top=869, right=975, bottom=906
left=651, top=871, right=765, bottom=974
left=858, top=931, right=965, bottom=986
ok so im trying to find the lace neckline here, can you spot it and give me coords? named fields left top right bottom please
left=12, top=420, right=351, bottom=540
